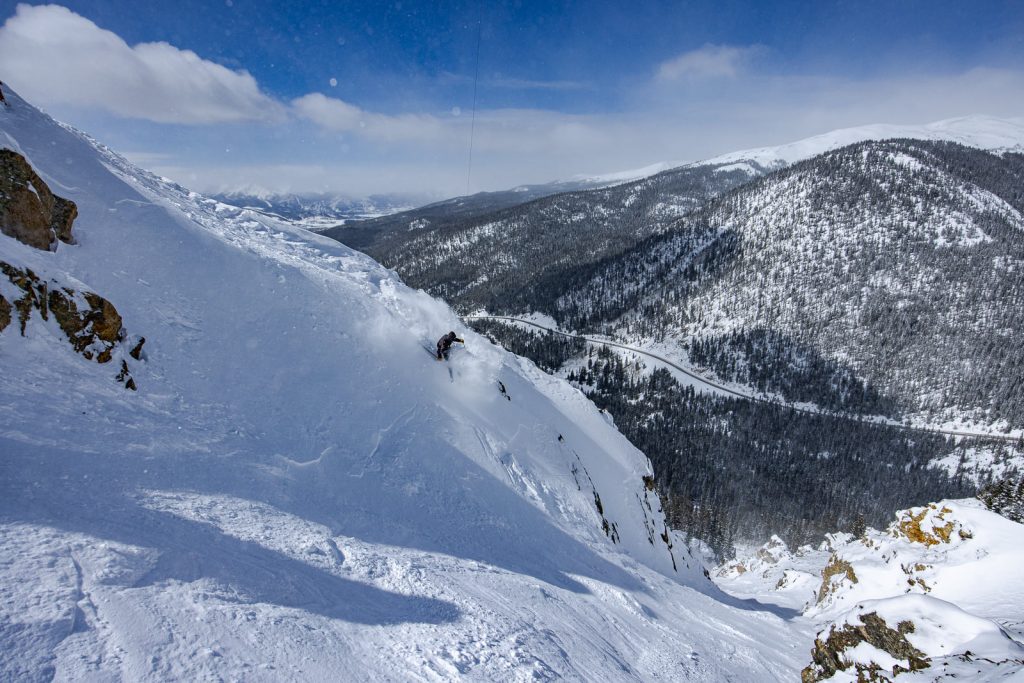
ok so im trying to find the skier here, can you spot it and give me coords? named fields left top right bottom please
left=436, top=331, right=464, bottom=360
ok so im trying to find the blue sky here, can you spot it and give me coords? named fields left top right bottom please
left=1, top=0, right=1022, bottom=196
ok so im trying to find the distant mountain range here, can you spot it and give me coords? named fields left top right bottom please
left=206, top=190, right=433, bottom=228
left=210, top=164, right=679, bottom=232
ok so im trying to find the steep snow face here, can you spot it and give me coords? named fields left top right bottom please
left=0, top=89, right=805, bottom=680
left=700, top=115, right=1024, bottom=169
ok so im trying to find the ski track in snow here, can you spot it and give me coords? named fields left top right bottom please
left=0, top=88, right=810, bottom=680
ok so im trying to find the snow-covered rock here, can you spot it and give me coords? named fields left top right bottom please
left=809, top=501, right=1024, bottom=627
left=719, top=498, right=1024, bottom=681
left=803, top=595, right=1024, bottom=682
left=716, top=536, right=829, bottom=612
left=0, top=87, right=808, bottom=680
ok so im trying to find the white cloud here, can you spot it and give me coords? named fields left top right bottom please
left=292, top=93, right=617, bottom=156
left=656, top=44, right=762, bottom=81
left=292, top=93, right=449, bottom=143
left=0, top=4, right=284, bottom=124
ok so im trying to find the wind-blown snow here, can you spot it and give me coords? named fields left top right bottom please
left=0, top=88, right=807, bottom=680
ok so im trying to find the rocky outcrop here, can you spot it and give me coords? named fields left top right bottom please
left=1, top=260, right=137, bottom=389
left=894, top=503, right=972, bottom=546
left=802, top=594, right=1024, bottom=682
left=801, top=611, right=928, bottom=682
left=816, top=554, right=858, bottom=604
left=0, top=149, right=78, bottom=251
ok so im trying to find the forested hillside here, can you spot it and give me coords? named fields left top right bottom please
left=471, top=321, right=1021, bottom=553
left=342, top=162, right=761, bottom=313
left=554, top=141, right=1024, bottom=428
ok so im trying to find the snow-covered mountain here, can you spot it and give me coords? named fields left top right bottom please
left=319, top=167, right=705, bottom=254
left=699, top=115, right=1024, bottom=171
left=334, top=161, right=756, bottom=312
left=0, top=87, right=821, bottom=680
left=569, top=160, right=684, bottom=185
left=557, top=138, right=1024, bottom=432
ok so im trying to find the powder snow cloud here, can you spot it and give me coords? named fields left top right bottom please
left=0, top=4, right=284, bottom=124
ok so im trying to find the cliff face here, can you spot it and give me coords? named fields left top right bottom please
left=0, top=140, right=138, bottom=387
left=0, top=148, right=78, bottom=251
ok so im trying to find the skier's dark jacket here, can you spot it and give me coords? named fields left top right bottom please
left=436, top=331, right=463, bottom=359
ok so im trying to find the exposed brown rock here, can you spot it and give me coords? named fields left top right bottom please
left=51, top=196, right=78, bottom=244
left=2, top=261, right=46, bottom=334
left=83, top=292, right=123, bottom=344
left=802, top=612, right=929, bottom=682
left=0, top=293, right=10, bottom=332
left=1, top=261, right=134, bottom=387
left=817, top=554, right=859, bottom=603
left=116, top=360, right=136, bottom=391
left=896, top=504, right=958, bottom=546
left=0, top=149, right=78, bottom=251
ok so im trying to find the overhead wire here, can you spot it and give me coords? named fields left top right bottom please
left=466, top=17, right=483, bottom=196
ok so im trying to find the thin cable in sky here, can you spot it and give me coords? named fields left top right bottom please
left=466, top=18, right=482, bottom=196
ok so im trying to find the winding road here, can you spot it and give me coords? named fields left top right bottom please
left=466, top=315, right=1021, bottom=445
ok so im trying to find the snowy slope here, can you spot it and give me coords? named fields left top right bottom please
left=0, top=89, right=809, bottom=680
left=700, top=115, right=1024, bottom=169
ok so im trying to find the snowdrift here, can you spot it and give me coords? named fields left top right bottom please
left=0, top=87, right=805, bottom=680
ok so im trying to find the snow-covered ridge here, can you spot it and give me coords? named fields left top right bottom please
left=699, top=115, right=1024, bottom=169
left=0, top=87, right=809, bottom=680
left=570, top=160, right=685, bottom=185
left=561, top=116, right=1024, bottom=194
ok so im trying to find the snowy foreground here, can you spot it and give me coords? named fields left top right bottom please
left=2, top=88, right=1023, bottom=681
left=0, top=89, right=808, bottom=680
